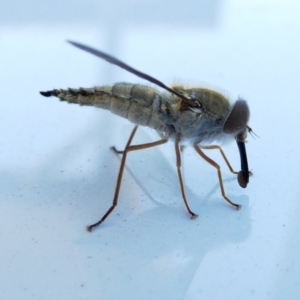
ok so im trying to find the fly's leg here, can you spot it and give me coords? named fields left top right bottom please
left=112, top=137, right=198, bottom=220
left=201, top=145, right=238, bottom=175
left=193, top=144, right=241, bottom=210
left=87, top=126, right=168, bottom=232
left=86, top=126, right=138, bottom=232
left=202, top=145, right=253, bottom=178
left=175, top=139, right=198, bottom=219
left=111, top=144, right=178, bottom=155
left=111, top=146, right=123, bottom=154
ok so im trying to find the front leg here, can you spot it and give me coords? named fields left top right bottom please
left=193, top=144, right=241, bottom=210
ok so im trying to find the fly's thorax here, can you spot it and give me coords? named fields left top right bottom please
left=190, top=88, right=231, bottom=117
left=171, top=86, right=231, bottom=117
left=167, top=86, right=232, bottom=141
left=223, top=98, right=250, bottom=136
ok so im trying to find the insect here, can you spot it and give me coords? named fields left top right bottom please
left=41, top=41, right=251, bottom=232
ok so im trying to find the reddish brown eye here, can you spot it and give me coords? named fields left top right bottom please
left=223, top=99, right=250, bottom=135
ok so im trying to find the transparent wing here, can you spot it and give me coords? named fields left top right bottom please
left=67, top=40, right=197, bottom=107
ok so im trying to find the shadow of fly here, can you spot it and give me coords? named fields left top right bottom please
left=41, top=41, right=252, bottom=232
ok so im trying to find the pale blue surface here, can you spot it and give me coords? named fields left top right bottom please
left=1, top=1, right=300, bottom=299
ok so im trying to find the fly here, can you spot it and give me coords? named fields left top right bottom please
left=40, top=41, right=252, bottom=231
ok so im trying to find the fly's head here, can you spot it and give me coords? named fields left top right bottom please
left=223, top=99, right=249, bottom=137
left=177, top=86, right=251, bottom=189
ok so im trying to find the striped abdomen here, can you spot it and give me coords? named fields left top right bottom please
left=41, top=83, right=172, bottom=136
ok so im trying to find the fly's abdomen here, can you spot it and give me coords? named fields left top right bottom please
left=40, top=83, right=168, bottom=131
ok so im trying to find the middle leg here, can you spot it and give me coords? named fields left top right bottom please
left=175, top=139, right=198, bottom=219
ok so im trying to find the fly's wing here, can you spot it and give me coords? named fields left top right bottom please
left=67, top=41, right=198, bottom=108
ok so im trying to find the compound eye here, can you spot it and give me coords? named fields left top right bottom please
left=223, top=99, right=250, bottom=135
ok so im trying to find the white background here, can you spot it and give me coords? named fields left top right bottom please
left=1, top=0, right=300, bottom=299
